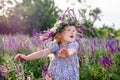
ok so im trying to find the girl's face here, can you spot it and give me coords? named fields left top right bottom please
left=61, top=26, right=77, bottom=43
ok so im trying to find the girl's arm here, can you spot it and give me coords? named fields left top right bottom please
left=26, top=48, right=51, bottom=60
left=15, top=48, right=51, bottom=61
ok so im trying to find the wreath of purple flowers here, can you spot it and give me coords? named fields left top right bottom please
left=32, top=7, right=94, bottom=43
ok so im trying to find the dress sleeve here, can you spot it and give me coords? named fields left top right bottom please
left=67, top=41, right=79, bottom=49
left=48, top=42, right=59, bottom=53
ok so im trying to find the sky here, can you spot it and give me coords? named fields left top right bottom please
left=0, top=0, right=119, bottom=30
left=54, top=0, right=120, bottom=30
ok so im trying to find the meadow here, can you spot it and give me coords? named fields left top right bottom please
left=0, top=34, right=120, bottom=80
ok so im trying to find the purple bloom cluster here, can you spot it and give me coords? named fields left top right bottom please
left=42, top=65, right=48, bottom=77
left=100, top=54, right=113, bottom=68
left=0, top=65, right=4, bottom=77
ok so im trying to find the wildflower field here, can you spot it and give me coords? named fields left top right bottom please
left=0, top=34, right=120, bottom=80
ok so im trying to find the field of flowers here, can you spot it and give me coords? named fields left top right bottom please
left=0, top=34, right=120, bottom=80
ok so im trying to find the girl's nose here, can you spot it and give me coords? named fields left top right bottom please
left=71, top=31, right=74, bottom=34
left=70, top=33, right=74, bottom=36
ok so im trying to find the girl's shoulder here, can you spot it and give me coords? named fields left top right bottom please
left=48, top=42, right=59, bottom=53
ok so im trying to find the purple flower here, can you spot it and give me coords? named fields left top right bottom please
left=100, top=54, right=113, bottom=68
left=87, top=28, right=94, bottom=35
left=61, top=15, right=65, bottom=23
left=118, top=55, right=120, bottom=58
left=6, top=65, right=10, bottom=71
left=0, top=44, right=5, bottom=53
left=48, top=32, right=54, bottom=37
left=77, top=25, right=86, bottom=29
left=42, top=65, right=48, bottom=77
left=78, top=29, right=84, bottom=34
left=94, top=40, right=96, bottom=46
left=32, top=28, right=38, bottom=36
left=67, top=21, right=74, bottom=25
left=61, top=7, right=69, bottom=23
left=20, top=60, right=24, bottom=63
left=0, top=65, right=4, bottom=79
left=116, top=40, right=119, bottom=47
left=118, top=47, right=120, bottom=52
left=0, top=65, right=4, bottom=72
left=108, top=45, right=115, bottom=54
left=15, top=64, right=19, bottom=72
left=69, top=8, right=76, bottom=19
left=91, top=45, right=95, bottom=56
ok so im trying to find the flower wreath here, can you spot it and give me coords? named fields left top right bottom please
left=32, top=7, right=94, bottom=44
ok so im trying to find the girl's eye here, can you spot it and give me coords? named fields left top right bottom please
left=66, top=29, right=75, bottom=32
left=67, top=29, right=70, bottom=31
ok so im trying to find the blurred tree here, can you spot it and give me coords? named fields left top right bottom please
left=76, top=0, right=102, bottom=37
left=98, top=24, right=115, bottom=39
left=0, top=0, right=25, bottom=34
left=114, top=29, right=120, bottom=39
left=15, top=0, right=61, bottom=34
left=0, top=0, right=61, bottom=35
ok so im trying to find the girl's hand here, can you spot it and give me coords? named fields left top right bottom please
left=15, top=54, right=27, bottom=61
left=58, top=48, right=69, bottom=58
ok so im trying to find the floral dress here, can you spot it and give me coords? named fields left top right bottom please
left=47, top=41, right=79, bottom=80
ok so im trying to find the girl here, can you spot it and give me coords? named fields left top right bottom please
left=15, top=7, right=84, bottom=80
left=15, top=23, right=80, bottom=80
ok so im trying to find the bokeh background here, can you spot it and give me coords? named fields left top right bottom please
left=0, top=0, right=120, bottom=80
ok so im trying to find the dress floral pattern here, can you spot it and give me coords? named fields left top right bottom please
left=48, top=41, right=79, bottom=80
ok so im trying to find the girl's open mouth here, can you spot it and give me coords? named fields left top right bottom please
left=70, top=35, right=74, bottom=38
